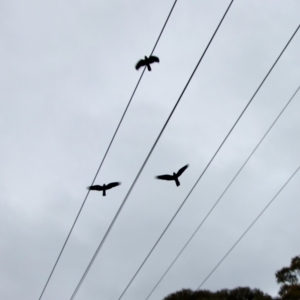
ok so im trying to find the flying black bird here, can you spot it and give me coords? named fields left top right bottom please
left=156, top=164, right=189, bottom=187
left=135, top=55, right=159, bottom=71
left=87, top=182, right=121, bottom=196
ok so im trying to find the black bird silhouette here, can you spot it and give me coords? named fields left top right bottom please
left=87, top=182, right=121, bottom=196
left=135, top=55, right=159, bottom=71
left=156, top=164, right=189, bottom=187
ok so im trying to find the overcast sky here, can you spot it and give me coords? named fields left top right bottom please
left=1, top=1, right=300, bottom=300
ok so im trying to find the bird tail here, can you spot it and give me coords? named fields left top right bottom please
left=175, top=178, right=180, bottom=187
left=147, top=65, right=151, bottom=71
left=103, top=190, right=106, bottom=196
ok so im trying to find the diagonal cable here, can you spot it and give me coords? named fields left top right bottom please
left=37, top=1, right=178, bottom=299
left=119, top=22, right=300, bottom=300
left=197, top=165, right=300, bottom=290
left=69, top=1, right=234, bottom=299
left=144, top=83, right=300, bottom=300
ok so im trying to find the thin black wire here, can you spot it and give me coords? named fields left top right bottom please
left=69, top=1, right=234, bottom=299
left=144, top=83, right=300, bottom=300
left=197, top=165, right=300, bottom=290
left=116, top=2, right=237, bottom=300
left=37, top=1, right=178, bottom=299
left=117, top=19, right=300, bottom=300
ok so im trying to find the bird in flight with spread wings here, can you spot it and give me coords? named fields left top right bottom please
left=156, top=164, right=189, bottom=187
left=87, top=182, right=121, bottom=196
left=135, top=55, right=159, bottom=71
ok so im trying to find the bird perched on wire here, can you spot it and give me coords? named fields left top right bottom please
left=87, top=182, right=121, bottom=196
left=135, top=55, right=159, bottom=71
left=156, top=164, right=189, bottom=187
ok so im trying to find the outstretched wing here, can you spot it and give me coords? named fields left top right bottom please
left=135, top=59, right=146, bottom=70
left=176, top=164, right=189, bottom=177
left=156, top=174, right=174, bottom=181
left=87, top=185, right=103, bottom=191
left=148, top=56, right=159, bottom=64
left=106, top=182, right=121, bottom=190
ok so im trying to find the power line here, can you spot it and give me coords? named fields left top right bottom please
left=117, top=19, right=300, bottom=300
left=37, top=1, right=178, bottom=299
left=197, top=165, right=300, bottom=290
left=69, top=1, right=235, bottom=299
left=143, top=83, right=300, bottom=300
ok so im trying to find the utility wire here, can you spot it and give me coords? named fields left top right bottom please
left=144, top=83, right=300, bottom=300
left=118, top=18, right=300, bottom=300
left=69, top=1, right=234, bottom=299
left=37, top=1, right=178, bottom=299
left=197, top=165, right=300, bottom=290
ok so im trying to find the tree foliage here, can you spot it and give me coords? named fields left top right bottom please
left=276, top=255, right=300, bottom=299
left=162, top=255, right=300, bottom=300
left=163, top=287, right=273, bottom=300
